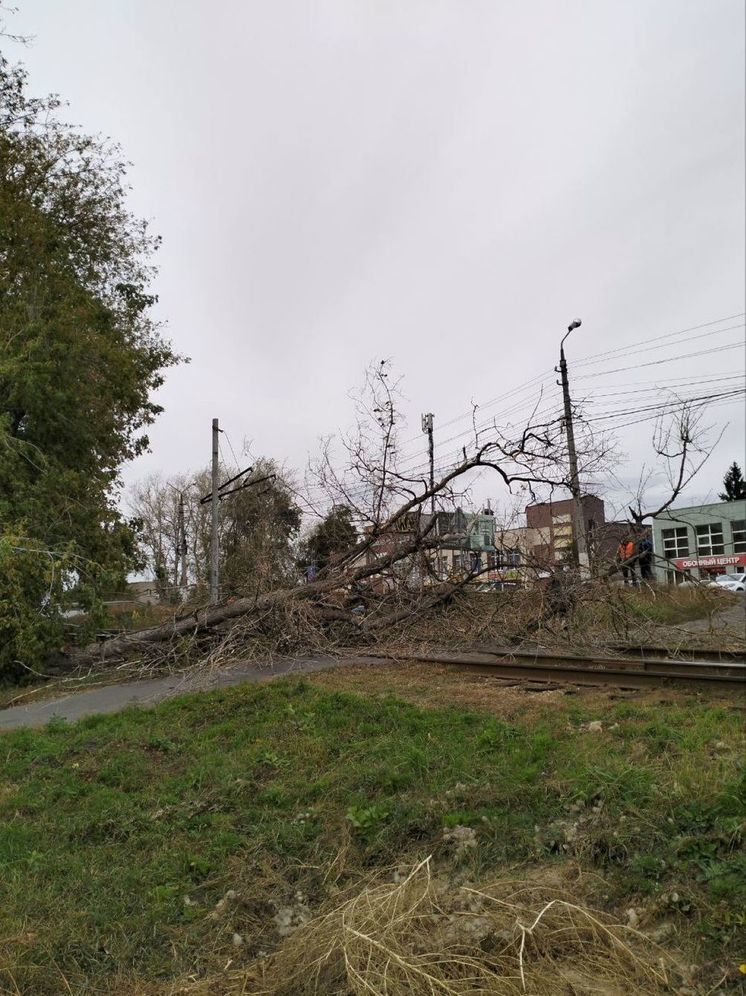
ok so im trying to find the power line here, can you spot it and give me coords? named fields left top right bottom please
left=574, top=341, right=744, bottom=379
left=574, top=322, right=744, bottom=367
left=296, top=315, right=745, bottom=516
left=579, top=388, right=746, bottom=425
left=397, top=312, right=744, bottom=448
left=300, top=383, right=744, bottom=515
left=573, top=314, right=745, bottom=367
left=577, top=373, right=745, bottom=398
left=394, top=357, right=743, bottom=475
left=223, top=430, right=242, bottom=472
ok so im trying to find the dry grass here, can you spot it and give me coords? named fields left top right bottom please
left=176, top=859, right=682, bottom=996
left=377, top=583, right=745, bottom=658
left=307, top=659, right=734, bottom=718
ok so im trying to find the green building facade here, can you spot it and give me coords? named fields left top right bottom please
left=651, top=499, right=746, bottom=583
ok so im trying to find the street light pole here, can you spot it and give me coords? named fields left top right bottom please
left=421, top=412, right=438, bottom=576
left=558, top=320, right=589, bottom=572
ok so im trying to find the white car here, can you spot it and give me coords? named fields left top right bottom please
left=709, top=570, right=746, bottom=593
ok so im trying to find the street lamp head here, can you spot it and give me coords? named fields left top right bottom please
left=568, top=318, right=582, bottom=332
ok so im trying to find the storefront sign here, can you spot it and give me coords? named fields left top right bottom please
left=674, top=554, right=746, bottom=570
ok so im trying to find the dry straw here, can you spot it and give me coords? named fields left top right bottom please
left=178, top=858, right=677, bottom=995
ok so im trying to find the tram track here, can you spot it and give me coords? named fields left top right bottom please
left=369, top=646, right=746, bottom=693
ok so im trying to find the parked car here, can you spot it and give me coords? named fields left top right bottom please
left=708, top=569, right=746, bottom=592
left=714, top=577, right=745, bottom=593
left=475, top=581, right=520, bottom=593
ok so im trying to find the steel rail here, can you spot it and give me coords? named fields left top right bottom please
left=606, top=644, right=745, bottom=665
left=460, top=648, right=743, bottom=679
left=373, top=649, right=746, bottom=693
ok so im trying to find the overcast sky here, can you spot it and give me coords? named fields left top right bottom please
left=8, top=0, right=746, bottom=519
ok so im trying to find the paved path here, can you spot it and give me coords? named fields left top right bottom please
left=0, top=655, right=377, bottom=732
left=679, top=600, right=745, bottom=636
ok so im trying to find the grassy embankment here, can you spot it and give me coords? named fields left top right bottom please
left=0, top=667, right=743, bottom=994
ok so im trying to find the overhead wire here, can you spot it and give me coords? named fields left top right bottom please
left=300, top=380, right=744, bottom=517
left=223, top=430, right=242, bottom=472
left=574, top=341, right=744, bottom=379
left=393, top=356, right=743, bottom=475
left=397, top=312, right=744, bottom=447
left=302, top=376, right=741, bottom=500
left=297, top=314, right=745, bottom=517
left=572, top=315, right=745, bottom=367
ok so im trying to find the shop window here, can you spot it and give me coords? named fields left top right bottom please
left=696, top=522, right=724, bottom=556
left=661, top=526, right=689, bottom=559
left=666, top=568, right=691, bottom=585
left=732, top=519, right=746, bottom=554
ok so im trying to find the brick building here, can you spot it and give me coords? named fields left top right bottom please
left=524, top=495, right=606, bottom=566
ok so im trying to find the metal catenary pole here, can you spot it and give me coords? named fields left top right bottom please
left=210, top=418, right=220, bottom=603
left=558, top=320, right=589, bottom=571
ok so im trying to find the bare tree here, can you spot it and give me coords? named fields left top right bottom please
left=625, top=403, right=721, bottom=526
left=129, top=473, right=188, bottom=600
left=80, top=365, right=730, bottom=667
left=78, top=361, right=589, bottom=664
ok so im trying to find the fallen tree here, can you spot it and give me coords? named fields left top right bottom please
left=74, top=362, right=726, bottom=670
left=75, top=362, right=574, bottom=665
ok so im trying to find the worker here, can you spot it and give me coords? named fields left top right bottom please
left=637, top=531, right=654, bottom=582
left=617, top=537, right=637, bottom=585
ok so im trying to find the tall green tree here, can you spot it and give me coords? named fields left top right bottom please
left=718, top=462, right=746, bottom=502
left=298, top=505, right=358, bottom=574
left=0, top=56, right=180, bottom=672
left=129, top=461, right=301, bottom=599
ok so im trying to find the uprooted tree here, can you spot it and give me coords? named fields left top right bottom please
left=10, top=335, right=726, bottom=674
left=75, top=360, right=612, bottom=666
left=91, top=361, right=731, bottom=669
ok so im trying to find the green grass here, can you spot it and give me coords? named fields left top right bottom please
left=621, top=586, right=724, bottom=625
left=0, top=679, right=743, bottom=993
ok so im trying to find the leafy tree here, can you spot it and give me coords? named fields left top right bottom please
left=718, top=462, right=746, bottom=502
left=298, top=505, right=358, bottom=574
left=130, top=461, right=301, bottom=599
left=196, top=459, right=302, bottom=594
left=0, top=56, right=180, bottom=672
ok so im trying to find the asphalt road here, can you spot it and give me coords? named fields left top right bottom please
left=0, top=655, right=377, bottom=732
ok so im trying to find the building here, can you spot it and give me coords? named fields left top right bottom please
left=436, top=507, right=498, bottom=574
left=360, top=507, right=512, bottom=581
left=123, top=580, right=161, bottom=604
left=651, top=499, right=746, bottom=583
left=524, top=495, right=606, bottom=567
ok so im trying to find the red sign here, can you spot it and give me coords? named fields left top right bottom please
left=674, top=554, right=746, bottom=570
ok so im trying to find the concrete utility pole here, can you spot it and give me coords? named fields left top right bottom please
left=421, top=413, right=438, bottom=575
left=558, top=320, right=590, bottom=571
left=178, top=492, right=188, bottom=596
left=210, top=418, right=220, bottom=604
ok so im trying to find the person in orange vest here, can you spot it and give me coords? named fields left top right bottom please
left=617, top=537, right=638, bottom=585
